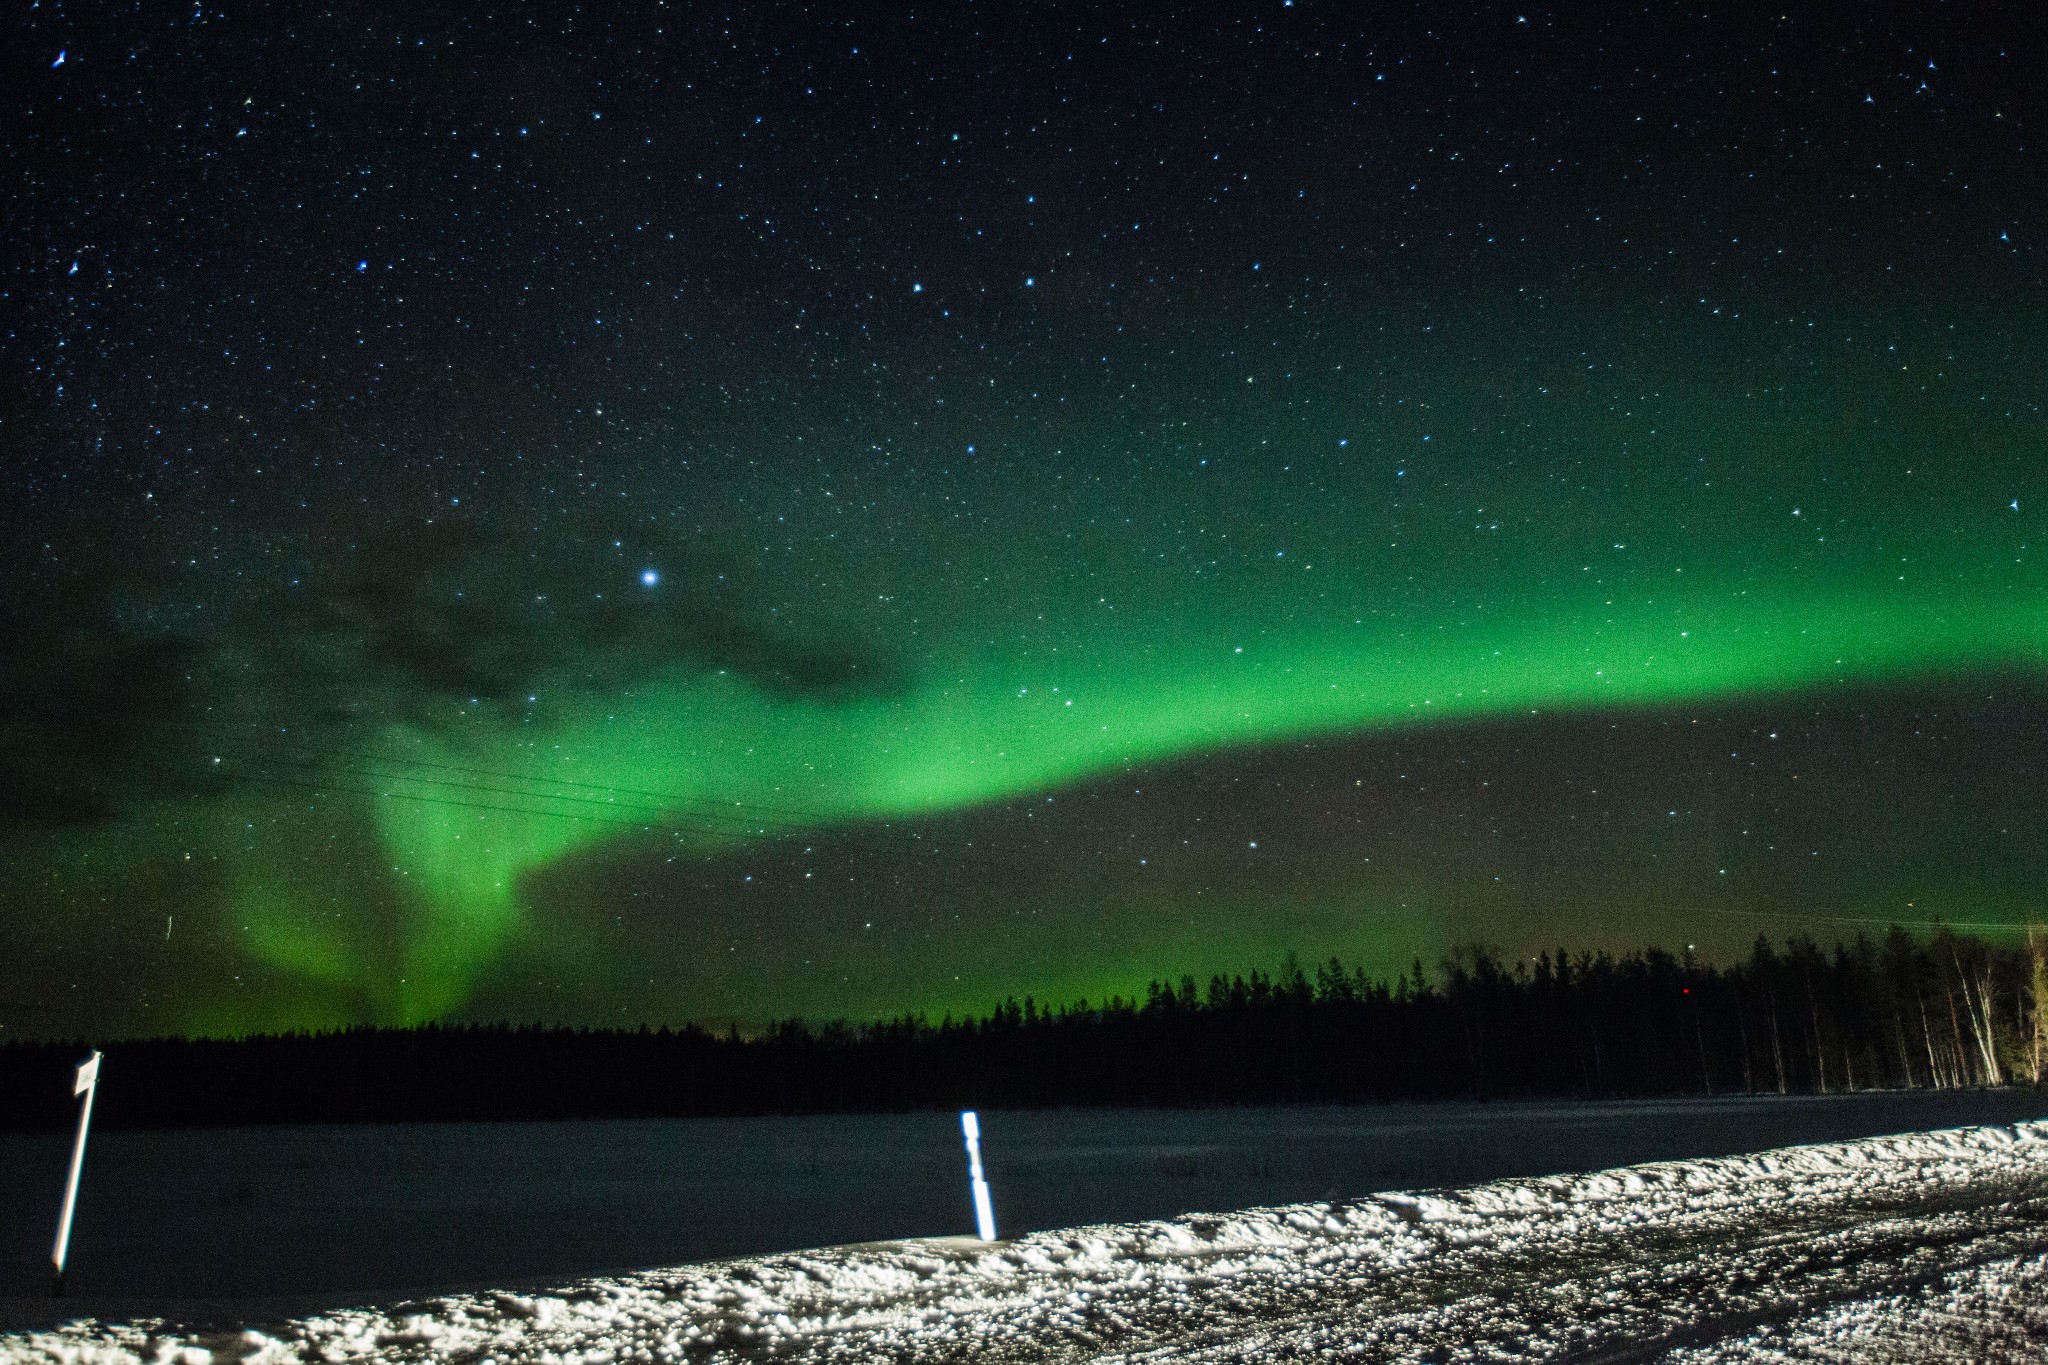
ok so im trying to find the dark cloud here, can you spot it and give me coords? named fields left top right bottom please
left=669, top=613, right=905, bottom=701
left=0, top=515, right=907, bottom=830
left=283, top=519, right=907, bottom=716
left=0, top=589, right=207, bottom=826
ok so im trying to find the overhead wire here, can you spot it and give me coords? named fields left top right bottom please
left=180, top=748, right=1099, bottom=879
left=1705, top=907, right=2031, bottom=934
left=170, top=723, right=846, bottom=826
left=171, top=723, right=1162, bottom=867
left=217, top=767, right=758, bottom=836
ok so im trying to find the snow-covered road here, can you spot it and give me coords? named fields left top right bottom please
left=11, top=1122, right=2048, bottom=1363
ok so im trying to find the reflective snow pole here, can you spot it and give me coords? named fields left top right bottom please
left=50, top=1050, right=101, bottom=1297
left=960, top=1109, right=997, bottom=1241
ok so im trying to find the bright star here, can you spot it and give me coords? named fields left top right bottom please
left=640, top=569, right=660, bottom=586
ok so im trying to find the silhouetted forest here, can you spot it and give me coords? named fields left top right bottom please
left=4, top=928, right=2044, bottom=1130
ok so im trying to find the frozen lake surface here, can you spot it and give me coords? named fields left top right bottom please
left=1, top=1089, right=2044, bottom=1330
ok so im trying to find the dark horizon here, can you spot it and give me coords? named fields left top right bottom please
left=2, top=926, right=2038, bottom=1138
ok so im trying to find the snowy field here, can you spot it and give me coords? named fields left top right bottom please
left=9, top=1118, right=2048, bottom=1362
left=7, top=1090, right=2047, bottom=1317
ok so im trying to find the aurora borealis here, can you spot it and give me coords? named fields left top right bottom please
left=4, top=3, right=2044, bottom=1039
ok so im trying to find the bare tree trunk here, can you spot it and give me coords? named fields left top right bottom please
left=1951, top=949, right=2004, bottom=1086
left=1919, top=995, right=1946, bottom=1089
left=1972, top=966, right=2004, bottom=1085
left=2019, top=981, right=2036, bottom=1085
left=1738, top=1007, right=1756, bottom=1094
left=1946, top=982, right=1973, bottom=1085
left=1806, top=975, right=1829, bottom=1095
left=2030, top=926, right=2048, bottom=1085
left=1768, top=990, right=1788, bottom=1094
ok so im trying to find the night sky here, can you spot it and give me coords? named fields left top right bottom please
left=4, top=2, right=2044, bottom=1040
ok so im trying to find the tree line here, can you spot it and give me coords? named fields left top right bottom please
left=2, top=926, right=2043, bottom=1130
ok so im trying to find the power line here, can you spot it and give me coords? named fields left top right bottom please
left=189, top=761, right=1078, bottom=878
left=1705, top=908, right=2030, bottom=934
left=235, top=755, right=752, bottom=825
left=179, top=725, right=847, bottom=826
left=186, top=731, right=1093, bottom=865
left=217, top=767, right=758, bottom=837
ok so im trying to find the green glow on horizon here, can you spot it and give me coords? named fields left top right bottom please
left=13, top=367, right=2042, bottom=1037
left=351, top=559, right=2046, bottom=1023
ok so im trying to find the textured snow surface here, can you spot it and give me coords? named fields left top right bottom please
left=10, top=1122, right=2048, bottom=1364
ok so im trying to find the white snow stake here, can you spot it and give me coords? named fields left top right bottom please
left=960, top=1109, right=997, bottom=1241
left=51, top=1049, right=102, bottom=1293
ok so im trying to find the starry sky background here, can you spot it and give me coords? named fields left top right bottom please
left=3, top=0, right=2045, bottom=1039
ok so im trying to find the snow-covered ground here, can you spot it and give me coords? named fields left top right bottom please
left=11, top=1091, right=2044, bottom=1307
left=11, top=1121, right=2048, bottom=1363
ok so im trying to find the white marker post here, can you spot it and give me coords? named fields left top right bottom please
left=51, top=1050, right=101, bottom=1296
left=960, top=1109, right=997, bottom=1242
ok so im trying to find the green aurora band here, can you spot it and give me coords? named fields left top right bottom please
left=351, top=541, right=2042, bottom=1025
left=13, top=363, right=2046, bottom=1037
